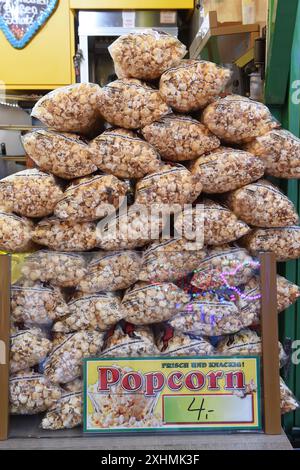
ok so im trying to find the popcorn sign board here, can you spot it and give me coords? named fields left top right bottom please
left=83, top=356, right=261, bottom=433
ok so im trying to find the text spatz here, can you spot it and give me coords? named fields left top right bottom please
left=97, top=366, right=246, bottom=397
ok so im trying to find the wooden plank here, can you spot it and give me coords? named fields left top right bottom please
left=210, top=23, right=260, bottom=36
left=69, top=0, right=194, bottom=9
left=0, top=255, right=10, bottom=441
left=259, top=252, right=281, bottom=435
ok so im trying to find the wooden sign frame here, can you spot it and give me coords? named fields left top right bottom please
left=0, top=252, right=281, bottom=440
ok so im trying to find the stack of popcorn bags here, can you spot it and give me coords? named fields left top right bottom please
left=1, top=30, right=299, bottom=430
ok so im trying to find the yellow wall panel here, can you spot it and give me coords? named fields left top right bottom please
left=0, top=1, right=74, bottom=89
left=70, top=0, right=194, bottom=9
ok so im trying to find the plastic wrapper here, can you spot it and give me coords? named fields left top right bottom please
left=0, top=169, right=64, bottom=218
left=31, top=83, right=102, bottom=135
left=0, top=210, right=34, bottom=252
left=280, top=378, right=300, bottom=414
left=135, top=164, right=202, bottom=207
left=9, top=370, right=61, bottom=415
left=98, top=79, right=170, bottom=129
left=190, top=147, right=265, bottom=194
left=44, top=331, right=103, bottom=384
left=88, top=367, right=162, bottom=429
left=141, top=114, right=220, bottom=162
left=52, top=292, right=124, bottom=333
left=100, top=323, right=159, bottom=357
left=90, top=128, right=161, bottom=179
left=241, top=226, right=300, bottom=261
left=202, top=95, right=279, bottom=144
left=243, top=129, right=300, bottom=179
left=225, top=180, right=299, bottom=228
left=159, top=60, right=231, bottom=112
left=62, top=378, right=83, bottom=393
left=10, top=328, right=52, bottom=374
left=11, top=282, right=69, bottom=326
left=139, top=238, right=207, bottom=283
left=96, top=203, right=165, bottom=250
left=54, top=174, right=128, bottom=222
left=174, top=200, right=250, bottom=246
left=22, top=130, right=97, bottom=180
left=169, top=293, right=242, bottom=336
left=122, top=281, right=190, bottom=325
left=237, top=275, right=300, bottom=326
left=156, top=325, right=215, bottom=356
left=78, top=250, right=142, bottom=293
left=108, top=30, right=186, bottom=80
left=41, top=391, right=82, bottom=430
left=191, top=244, right=257, bottom=291
left=216, top=329, right=287, bottom=367
left=32, top=218, right=97, bottom=252
left=21, top=251, right=87, bottom=288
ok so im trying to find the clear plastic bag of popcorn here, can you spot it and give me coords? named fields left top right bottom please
left=98, top=79, right=171, bottom=129
left=78, top=251, right=142, bottom=293
left=62, top=377, right=83, bottom=393
left=202, top=95, right=279, bottom=144
left=9, top=370, right=61, bottom=415
left=10, top=328, right=52, bottom=374
left=191, top=245, right=257, bottom=291
left=21, top=251, right=87, bottom=288
left=159, top=60, right=231, bottom=112
left=190, top=148, right=265, bottom=194
left=169, top=293, right=242, bottom=336
left=217, top=328, right=287, bottom=367
left=241, top=226, right=300, bottom=261
left=32, top=218, right=97, bottom=252
left=139, top=238, right=207, bottom=283
left=11, top=281, right=69, bottom=326
left=122, top=281, right=190, bottom=325
left=135, top=164, right=202, bottom=207
left=142, top=114, right=220, bottom=162
left=31, top=83, right=102, bottom=135
left=280, top=378, right=300, bottom=414
left=44, top=331, right=103, bottom=384
left=237, top=275, right=300, bottom=326
left=156, top=325, right=215, bottom=356
left=0, top=209, right=34, bottom=252
left=225, top=180, right=299, bottom=228
left=108, top=30, right=187, bottom=80
left=100, top=322, right=159, bottom=357
left=243, top=129, right=300, bottom=179
left=54, top=174, right=128, bottom=222
left=53, top=291, right=124, bottom=333
left=22, top=130, right=97, bottom=180
left=96, top=203, right=165, bottom=251
left=41, top=391, right=82, bottom=430
left=90, top=128, right=161, bottom=179
left=0, top=169, right=64, bottom=218
left=174, top=200, right=250, bottom=246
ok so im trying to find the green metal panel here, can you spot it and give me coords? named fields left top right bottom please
left=265, top=0, right=299, bottom=105
left=266, top=0, right=300, bottom=436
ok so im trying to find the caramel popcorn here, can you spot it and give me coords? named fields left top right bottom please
left=54, top=174, right=128, bottom=222
left=225, top=180, right=299, bottom=228
left=52, top=292, right=124, bottom=333
left=31, top=83, right=102, bottom=134
left=142, top=114, right=220, bottom=162
left=190, top=147, right=265, bottom=194
left=122, top=282, right=190, bottom=325
left=10, top=328, right=52, bottom=374
left=98, top=79, right=170, bottom=129
left=0, top=210, right=34, bottom=252
left=159, top=60, right=231, bottom=112
left=41, top=392, right=82, bottom=429
left=202, top=95, right=279, bottom=144
left=22, top=130, right=97, bottom=180
left=109, top=30, right=186, bottom=80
